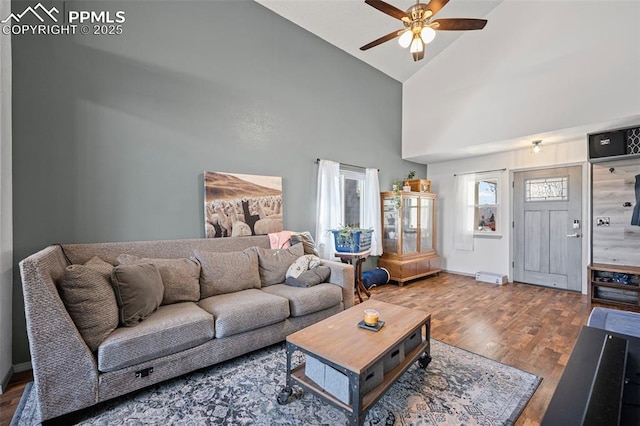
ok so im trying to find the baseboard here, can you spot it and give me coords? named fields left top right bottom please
left=13, top=361, right=32, bottom=373
left=443, top=269, right=512, bottom=282
left=0, top=365, right=12, bottom=394
left=442, top=269, right=476, bottom=278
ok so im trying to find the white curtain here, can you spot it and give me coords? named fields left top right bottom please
left=453, top=173, right=475, bottom=251
left=0, top=0, right=12, bottom=391
left=315, top=160, right=341, bottom=260
left=363, top=168, right=383, bottom=256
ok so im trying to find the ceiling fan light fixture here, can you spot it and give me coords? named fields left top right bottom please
left=420, top=26, right=436, bottom=44
left=409, top=35, right=424, bottom=53
left=398, top=29, right=413, bottom=48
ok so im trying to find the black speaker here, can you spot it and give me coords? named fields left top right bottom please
left=588, top=130, right=627, bottom=159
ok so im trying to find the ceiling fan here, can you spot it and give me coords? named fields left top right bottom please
left=360, top=0, right=487, bottom=62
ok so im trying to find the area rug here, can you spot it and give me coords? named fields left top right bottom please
left=12, top=340, right=541, bottom=425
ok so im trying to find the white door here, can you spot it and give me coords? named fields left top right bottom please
left=513, top=166, right=582, bottom=291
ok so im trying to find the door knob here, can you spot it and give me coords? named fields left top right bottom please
left=566, top=233, right=581, bottom=238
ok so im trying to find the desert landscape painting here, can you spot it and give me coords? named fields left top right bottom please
left=204, top=171, right=283, bottom=238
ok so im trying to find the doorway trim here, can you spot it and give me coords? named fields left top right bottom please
left=509, top=162, right=590, bottom=294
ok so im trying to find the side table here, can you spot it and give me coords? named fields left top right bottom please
left=335, top=250, right=371, bottom=303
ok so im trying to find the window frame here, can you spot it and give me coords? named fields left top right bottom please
left=471, top=171, right=502, bottom=237
left=339, top=168, right=365, bottom=228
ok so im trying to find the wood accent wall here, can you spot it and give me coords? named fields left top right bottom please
left=592, top=158, right=640, bottom=265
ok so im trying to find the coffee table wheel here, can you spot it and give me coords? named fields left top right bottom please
left=277, top=386, right=292, bottom=405
left=418, top=354, right=432, bottom=369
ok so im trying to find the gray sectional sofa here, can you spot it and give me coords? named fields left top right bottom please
left=19, top=235, right=354, bottom=422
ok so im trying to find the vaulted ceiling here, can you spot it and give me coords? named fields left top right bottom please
left=256, top=0, right=502, bottom=82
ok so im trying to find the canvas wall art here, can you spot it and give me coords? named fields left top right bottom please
left=204, top=171, right=283, bottom=238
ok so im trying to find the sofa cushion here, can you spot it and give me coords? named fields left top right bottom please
left=198, top=289, right=290, bottom=338
left=116, top=254, right=200, bottom=305
left=261, top=283, right=343, bottom=317
left=286, top=254, right=322, bottom=279
left=57, top=257, right=119, bottom=352
left=194, top=248, right=261, bottom=297
left=255, top=243, right=304, bottom=286
left=285, top=266, right=331, bottom=288
left=98, top=302, right=214, bottom=372
left=290, top=232, right=319, bottom=256
left=111, top=263, right=164, bottom=326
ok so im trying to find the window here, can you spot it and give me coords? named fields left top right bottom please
left=472, top=173, right=501, bottom=235
left=340, top=168, right=365, bottom=228
left=525, top=177, right=568, bottom=201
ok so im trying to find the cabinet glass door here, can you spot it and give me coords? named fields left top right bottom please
left=420, top=197, right=433, bottom=252
left=402, top=196, right=418, bottom=254
left=382, top=196, right=398, bottom=254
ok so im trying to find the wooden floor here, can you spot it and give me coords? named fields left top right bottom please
left=0, top=369, right=32, bottom=426
left=370, top=272, right=593, bottom=426
left=0, top=272, right=596, bottom=425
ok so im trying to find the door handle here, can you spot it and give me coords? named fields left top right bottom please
left=566, top=233, right=581, bottom=238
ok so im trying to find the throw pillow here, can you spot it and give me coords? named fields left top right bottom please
left=111, top=263, right=164, bottom=327
left=116, top=254, right=200, bottom=305
left=194, top=248, right=261, bottom=298
left=84, top=256, right=114, bottom=276
left=286, top=254, right=322, bottom=279
left=285, top=265, right=331, bottom=288
left=255, top=243, right=304, bottom=286
left=290, top=232, right=319, bottom=256
left=57, top=257, right=119, bottom=352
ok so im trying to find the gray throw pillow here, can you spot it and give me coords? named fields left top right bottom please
left=285, top=266, right=331, bottom=288
left=255, top=243, right=304, bottom=286
left=290, top=232, right=319, bottom=256
left=111, top=263, right=164, bottom=327
left=116, top=254, right=201, bottom=305
left=58, top=257, right=119, bottom=352
left=194, top=248, right=261, bottom=298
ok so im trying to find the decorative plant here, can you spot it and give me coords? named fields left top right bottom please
left=392, top=182, right=402, bottom=210
left=404, top=171, right=417, bottom=187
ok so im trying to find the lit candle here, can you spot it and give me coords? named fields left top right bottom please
left=364, top=309, right=379, bottom=326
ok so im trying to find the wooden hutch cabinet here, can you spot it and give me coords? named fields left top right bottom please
left=378, top=191, right=441, bottom=285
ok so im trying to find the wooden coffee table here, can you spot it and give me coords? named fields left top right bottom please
left=277, top=300, right=431, bottom=425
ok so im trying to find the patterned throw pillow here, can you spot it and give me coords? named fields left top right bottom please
left=286, top=254, right=322, bottom=279
left=116, top=254, right=200, bottom=305
left=290, top=232, right=319, bottom=256
left=58, top=257, right=119, bottom=351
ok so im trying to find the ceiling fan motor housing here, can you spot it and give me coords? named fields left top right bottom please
left=408, top=4, right=432, bottom=22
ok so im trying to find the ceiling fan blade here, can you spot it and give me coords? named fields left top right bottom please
left=360, top=29, right=405, bottom=51
left=433, top=18, right=487, bottom=31
left=424, top=0, right=450, bottom=18
left=364, top=0, right=410, bottom=22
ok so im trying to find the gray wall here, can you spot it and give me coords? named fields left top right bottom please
left=11, top=1, right=425, bottom=363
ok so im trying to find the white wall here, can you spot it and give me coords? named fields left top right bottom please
left=428, top=139, right=589, bottom=292
left=0, top=0, right=12, bottom=392
left=403, top=0, right=640, bottom=162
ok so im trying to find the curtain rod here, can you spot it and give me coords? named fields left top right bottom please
left=315, top=158, right=379, bottom=171
left=453, top=168, right=506, bottom=177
